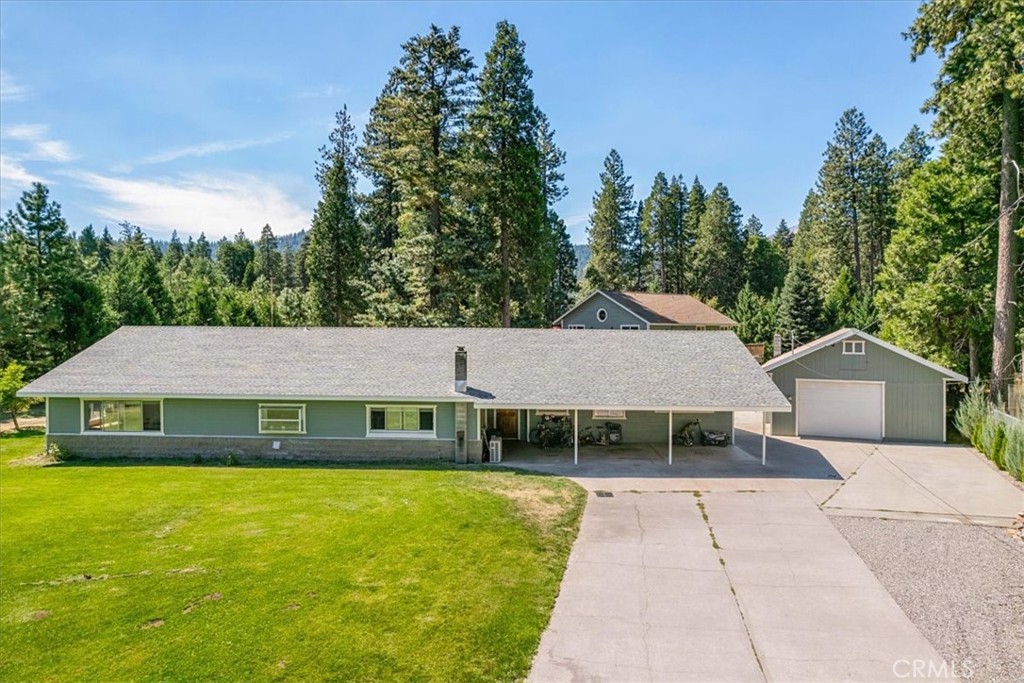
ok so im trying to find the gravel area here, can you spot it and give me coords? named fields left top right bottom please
left=831, top=516, right=1024, bottom=683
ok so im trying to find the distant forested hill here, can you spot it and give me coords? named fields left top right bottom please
left=573, top=244, right=589, bottom=280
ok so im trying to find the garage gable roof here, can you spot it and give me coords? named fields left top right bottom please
left=761, top=328, right=968, bottom=382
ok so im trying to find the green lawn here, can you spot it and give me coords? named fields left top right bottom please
left=0, top=432, right=585, bottom=682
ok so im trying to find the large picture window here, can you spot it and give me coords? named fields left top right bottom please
left=259, top=404, right=306, bottom=434
left=85, top=400, right=161, bottom=432
left=368, top=406, right=435, bottom=436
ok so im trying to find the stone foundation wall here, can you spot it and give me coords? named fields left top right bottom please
left=50, top=434, right=457, bottom=462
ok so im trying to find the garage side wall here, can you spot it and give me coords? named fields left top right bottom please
left=768, top=337, right=947, bottom=442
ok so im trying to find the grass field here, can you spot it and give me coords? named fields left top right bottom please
left=0, top=432, right=585, bottom=682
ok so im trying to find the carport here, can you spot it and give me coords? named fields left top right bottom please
left=479, top=405, right=780, bottom=466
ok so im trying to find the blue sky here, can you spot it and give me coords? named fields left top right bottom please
left=0, top=1, right=938, bottom=243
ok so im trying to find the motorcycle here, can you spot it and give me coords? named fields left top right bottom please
left=673, top=418, right=730, bottom=447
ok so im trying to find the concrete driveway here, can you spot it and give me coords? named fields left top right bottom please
left=516, top=418, right=1021, bottom=682
left=530, top=490, right=947, bottom=682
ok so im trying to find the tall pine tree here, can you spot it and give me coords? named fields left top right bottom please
left=468, top=20, right=546, bottom=326
left=584, top=149, right=635, bottom=291
left=690, top=183, right=744, bottom=307
left=307, top=106, right=367, bottom=326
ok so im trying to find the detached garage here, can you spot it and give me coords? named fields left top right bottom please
left=762, top=329, right=968, bottom=443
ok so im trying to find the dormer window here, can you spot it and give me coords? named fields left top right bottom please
left=843, top=340, right=865, bottom=355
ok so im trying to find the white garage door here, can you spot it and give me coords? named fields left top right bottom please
left=797, top=380, right=883, bottom=440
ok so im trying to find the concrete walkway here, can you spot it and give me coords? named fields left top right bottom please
left=530, top=490, right=948, bottom=683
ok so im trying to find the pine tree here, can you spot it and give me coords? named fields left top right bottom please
left=357, top=25, right=476, bottom=324
left=891, top=125, right=932, bottom=190
left=468, top=20, right=546, bottom=326
left=251, top=224, right=282, bottom=286
left=78, top=225, right=99, bottom=258
left=102, top=226, right=171, bottom=326
left=778, top=256, right=824, bottom=350
left=584, top=149, right=635, bottom=291
left=215, top=230, right=255, bottom=287
left=359, top=74, right=402, bottom=254
left=907, top=0, right=1023, bottom=395
left=536, top=112, right=576, bottom=322
left=165, top=230, right=185, bottom=272
left=97, top=227, right=114, bottom=267
left=307, top=106, right=367, bottom=326
left=772, top=219, right=794, bottom=252
left=690, top=183, right=744, bottom=307
left=822, top=266, right=857, bottom=330
left=0, top=183, right=106, bottom=374
left=640, top=172, right=674, bottom=293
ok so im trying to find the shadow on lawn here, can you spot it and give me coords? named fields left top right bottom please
left=47, top=455, right=562, bottom=478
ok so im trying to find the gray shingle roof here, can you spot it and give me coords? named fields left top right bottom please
left=21, top=326, right=791, bottom=410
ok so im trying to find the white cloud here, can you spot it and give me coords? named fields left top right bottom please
left=122, top=132, right=292, bottom=170
left=69, top=170, right=311, bottom=239
left=1, top=123, right=77, bottom=162
left=563, top=212, right=589, bottom=228
left=294, top=84, right=349, bottom=99
left=0, top=70, right=29, bottom=102
left=0, top=155, right=45, bottom=197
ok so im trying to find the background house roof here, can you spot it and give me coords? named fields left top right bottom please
left=607, top=291, right=738, bottom=327
left=21, top=327, right=790, bottom=411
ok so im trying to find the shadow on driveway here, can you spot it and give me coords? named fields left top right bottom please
left=499, top=429, right=843, bottom=482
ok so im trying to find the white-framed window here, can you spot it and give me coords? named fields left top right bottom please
left=84, top=400, right=162, bottom=433
left=596, top=308, right=608, bottom=322
left=259, top=404, right=306, bottom=434
left=367, top=405, right=436, bottom=437
left=593, top=409, right=627, bottom=419
left=567, top=324, right=586, bottom=330
left=620, top=324, right=641, bottom=330
left=843, top=340, right=866, bottom=355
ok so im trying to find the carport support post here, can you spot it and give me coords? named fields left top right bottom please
left=668, top=410, right=673, bottom=465
left=573, top=409, right=579, bottom=465
left=761, top=412, right=767, bottom=466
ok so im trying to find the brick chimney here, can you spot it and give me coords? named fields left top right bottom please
left=455, top=346, right=467, bottom=393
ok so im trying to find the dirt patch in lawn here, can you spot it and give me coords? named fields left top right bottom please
left=140, top=618, right=164, bottom=630
left=8, top=452, right=59, bottom=468
left=471, top=473, right=584, bottom=538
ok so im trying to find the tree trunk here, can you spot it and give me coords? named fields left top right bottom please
left=991, top=90, right=1021, bottom=402
left=968, top=336, right=979, bottom=383
left=11, top=411, right=20, bottom=432
left=501, top=218, right=511, bottom=328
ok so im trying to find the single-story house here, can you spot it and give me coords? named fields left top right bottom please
left=761, top=328, right=968, bottom=442
left=19, top=326, right=790, bottom=463
left=553, top=290, right=737, bottom=330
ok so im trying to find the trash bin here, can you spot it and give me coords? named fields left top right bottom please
left=488, top=435, right=503, bottom=463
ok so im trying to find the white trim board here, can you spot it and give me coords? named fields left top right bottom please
left=762, top=328, right=968, bottom=382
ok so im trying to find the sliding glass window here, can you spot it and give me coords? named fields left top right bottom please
left=85, top=401, right=161, bottom=432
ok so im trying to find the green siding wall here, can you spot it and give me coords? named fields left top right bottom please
left=769, top=335, right=948, bottom=442
left=48, top=397, right=81, bottom=434
left=47, top=398, right=460, bottom=440
left=560, top=295, right=648, bottom=329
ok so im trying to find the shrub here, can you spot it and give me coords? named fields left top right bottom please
left=192, top=454, right=203, bottom=464
left=978, top=416, right=999, bottom=458
left=225, top=453, right=239, bottom=466
left=954, top=381, right=989, bottom=443
left=991, top=423, right=1006, bottom=469
left=1004, top=424, right=1024, bottom=481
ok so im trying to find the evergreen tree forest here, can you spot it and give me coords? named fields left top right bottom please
left=1, top=4, right=1020, bottom=388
